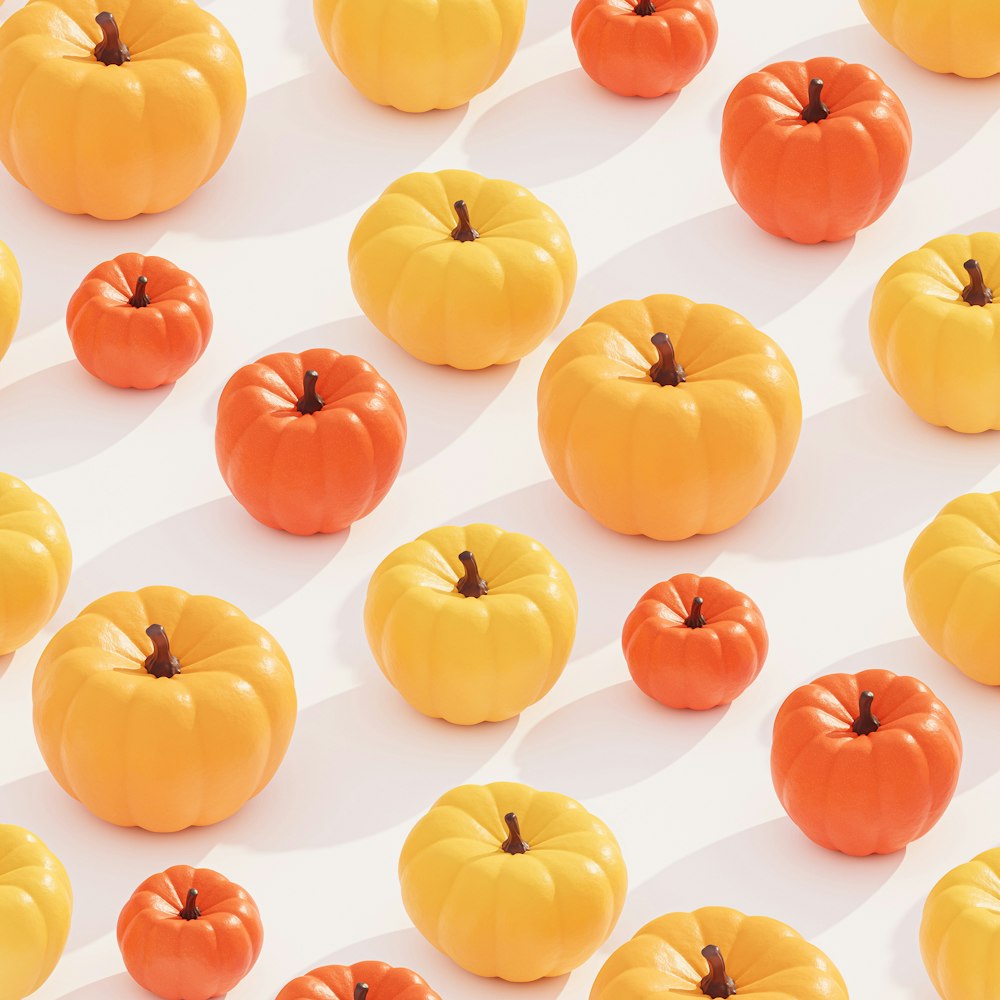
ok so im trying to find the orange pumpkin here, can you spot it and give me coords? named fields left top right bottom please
left=622, top=574, right=767, bottom=710
left=66, top=253, right=212, bottom=389
left=721, top=57, right=911, bottom=244
left=117, top=866, right=262, bottom=1000
left=215, top=349, right=406, bottom=536
left=572, top=0, right=718, bottom=99
left=276, top=962, right=442, bottom=1000
left=771, top=670, right=962, bottom=856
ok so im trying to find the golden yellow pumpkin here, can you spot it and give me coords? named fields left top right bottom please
left=871, top=232, right=1000, bottom=433
left=349, top=169, right=577, bottom=370
left=399, top=782, right=627, bottom=982
left=0, top=239, right=21, bottom=363
left=0, top=0, right=246, bottom=220
left=32, top=586, right=297, bottom=832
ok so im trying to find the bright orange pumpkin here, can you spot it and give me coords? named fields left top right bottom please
left=216, top=349, right=406, bottom=536
left=721, top=57, right=911, bottom=243
left=66, top=253, right=212, bottom=389
left=276, top=962, right=442, bottom=1000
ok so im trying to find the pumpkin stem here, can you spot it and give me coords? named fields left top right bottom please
left=684, top=596, right=707, bottom=629
left=456, top=550, right=489, bottom=598
left=94, top=12, right=130, bottom=66
left=450, top=200, right=480, bottom=243
left=354, top=986, right=369, bottom=1000
left=634, top=0, right=657, bottom=13
left=700, top=946, right=737, bottom=998
left=143, top=624, right=181, bottom=679
left=501, top=812, right=530, bottom=855
left=851, top=690, right=881, bottom=736
left=649, top=333, right=686, bottom=387
left=296, top=370, right=325, bottom=415
left=128, top=276, right=151, bottom=308
left=801, top=78, right=830, bottom=124
left=962, top=259, right=994, bottom=307
left=178, top=889, right=201, bottom=921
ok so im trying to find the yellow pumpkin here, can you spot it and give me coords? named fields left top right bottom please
left=364, top=524, right=577, bottom=725
left=591, top=907, right=848, bottom=1000
left=0, top=825, right=73, bottom=1000
left=0, top=239, right=21, bottom=363
left=0, top=474, right=72, bottom=657
left=537, top=295, right=802, bottom=540
left=905, top=490, right=1000, bottom=685
left=870, top=232, right=1000, bottom=433
left=858, top=0, right=1000, bottom=78
left=349, top=169, right=577, bottom=370
left=399, top=782, right=627, bottom=982
left=313, top=0, right=527, bottom=113
left=0, top=0, right=246, bottom=220
left=32, top=586, right=297, bottom=832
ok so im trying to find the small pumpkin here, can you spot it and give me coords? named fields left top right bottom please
left=32, top=585, right=297, bottom=832
left=591, top=906, right=848, bottom=1000
left=572, top=0, right=718, bottom=99
left=870, top=233, right=1000, bottom=433
left=66, top=253, right=212, bottom=389
left=0, top=824, right=73, bottom=1000
left=313, top=0, right=526, bottom=113
left=771, top=669, right=962, bottom=856
left=537, top=295, right=802, bottom=540
left=216, top=349, right=406, bottom=536
left=399, top=781, right=627, bottom=982
left=276, top=962, right=442, bottom=1000
left=721, top=57, right=911, bottom=243
left=349, top=169, right=577, bottom=370
left=0, top=238, right=21, bottom=363
left=365, top=523, right=577, bottom=725
left=622, top=574, right=767, bottom=710
left=0, top=1, right=246, bottom=220
left=0, top=473, right=72, bottom=657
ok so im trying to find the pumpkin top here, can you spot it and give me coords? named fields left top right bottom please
left=275, top=962, right=443, bottom=1000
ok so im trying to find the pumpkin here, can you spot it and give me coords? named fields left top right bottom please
left=537, top=295, right=802, bottom=540
left=859, top=0, right=1000, bottom=78
left=0, top=0, right=246, bottom=220
left=399, top=781, right=627, bottom=982
left=32, top=585, right=297, bottom=832
left=571, top=0, right=718, bottom=99
left=276, top=962, right=442, bottom=1000
left=905, top=490, right=1000, bottom=685
left=365, top=523, right=577, bottom=725
left=216, top=349, right=406, bottom=536
left=349, top=169, right=577, bottom=370
left=591, top=907, right=848, bottom=1000
left=0, top=238, right=21, bottom=363
left=66, top=253, right=213, bottom=390
left=870, top=232, right=1000, bottom=433
left=721, top=57, right=911, bottom=244
left=0, top=473, right=72, bottom=657
left=313, top=0, right=526, bottom=113
left=0, top=825, right=73, bottom=1000
left=771, top=669, right=962, bottom=856
left=622, top=574, right=767, bottom=710
left=117, top=866, right=262, bottom=1000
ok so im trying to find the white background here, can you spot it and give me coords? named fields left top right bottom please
left=1, top=1, right=999, bottom=998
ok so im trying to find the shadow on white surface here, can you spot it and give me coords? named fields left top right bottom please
left=55, top=974, right=138, bottom=999
left=0, top=652, right=13, bottom=678
left=522, top=0, right=571, bottom=47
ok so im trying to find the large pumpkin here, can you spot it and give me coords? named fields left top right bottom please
left=591, top=907, right=848, bottom=1000
left=0, top=825, right=73, bottom=1000
left=313, top=0, right=526, bottom=113
left=721, top=57, right=911, bottom=243
left=349, top=170, right=577, bottom=370
left=365, top=523, right=577, bottom=725
left=276, top=962, right=442, bottom=1000
left=216, top=349, right=406, bottom=536
left=771, top=669, right=962, bottom=856
left=67, top=253, right=213, bottom=389
left=0, top=0, right=246, bottom=220
left=870, top=232, right=1000, bottom=433
left=32, top=585, right=297, bottom=832
left=399, top=782, right=627, bottom=982
left=0, top=238, right=21, bottom=363
left=0, top=473, right=72, bottom=657
left=537, top=295, right=802, bottom=540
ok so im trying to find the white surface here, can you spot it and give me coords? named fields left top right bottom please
left=1, top=1, right=999, bottom=998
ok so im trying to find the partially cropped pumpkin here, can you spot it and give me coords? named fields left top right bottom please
left=591, top=907, right=848, bottom=1000
left=771, top=669, right=962, bottom=856
left=721, top=57, right=911, bottom=243
left=0, top=238, right=21, bottom=363
left=870, top=233, right=1000, bottom=433
left=537, top=295, right=802, bottom=540
left=276, top=962, right=442, bottom=1000
left=0, top=0, right=246, bottom=220
left=349, top=170, right=577, bottom=370
left=32, top=585, right=297, bottom=832
left=399, top=782, right=627, bottom=982
left=313, top=0, right=526, bottom=113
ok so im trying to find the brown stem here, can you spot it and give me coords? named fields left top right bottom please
left=354, top=986, right=369, bottom=1000
left=128, top=276, right=150, bottom=308
left=851, top=690, right=880, bottom=735
left=450, top=201, right=480, bottom=243
left=501, top=812, right=530, bottom=854
left=94, top=12, right=130, bottom=66
left=143, top=625, right=181, bottom=679
left=634, top=0, right=657, bottom=13
left=962, top=260, right=994, bottom=307
left=801, top=78, right=830, bottom=123
left=700, top=946, right=737, bottom=998
left=649, top=333, right=686, bottom=387
left=178, top=889, right=201, bottom=921
left=684, top=596, right=707, bottom=629
left=296, top=370, right=325, bottom=415
left=456, top=551, right=488, bottom=598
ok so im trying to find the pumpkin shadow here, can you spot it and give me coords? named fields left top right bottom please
left=53, top=973, right=137, bottom=999
left=890, top=898, right=935, bottom=998
left=0, top=652, right=13, bottom=679
left=522, top=0, right=571, bottom=47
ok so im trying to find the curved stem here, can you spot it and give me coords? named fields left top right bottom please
left=700, top=946, right=737, bottom=998
left=143, top=624, right=181, bottom=679
left=801, top=78, right=830, bottom=124
left=962, top=259, right=994, bottom=307
left=501, top=812, right=530, bottom=855
left=456, top=551, right=488, bottom=598
left=354, top=986, right=369, bottom=1000
left=649, top=333, right=686, bottom=387
left=128, top=276, right=150, bottom=309
left=851, top=690, right=881, bottom=736
left=684, top=596, right=707, bottom=629
left=296, top=370, right=325, bottom=415
left=94, top=12, right=130, bottom=66
left=178, top=888, right=201, bottom=921
left=634, top=0, right=657, bottom=13
left=450, top=200, right=480, bottom=243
